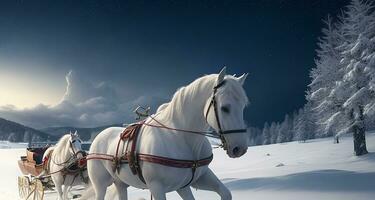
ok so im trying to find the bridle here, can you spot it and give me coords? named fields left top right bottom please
left=51, top=137, right=85, bottom=167
left=204, top=80, right=247, bottom=150
left=69, top=138, right=85, bottom=159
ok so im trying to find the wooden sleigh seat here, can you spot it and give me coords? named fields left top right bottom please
left=18, top=147, right=49, bottom=176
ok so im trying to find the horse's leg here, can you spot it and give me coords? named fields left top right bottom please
left=176, top=187, right=195, bottom=200
left=113, top=180, right=129, bottom=200
left=51, top=175, right=64, bottom=200
left=88, top=160, right=113, bottom=200
left=191, top=168, right=231, bottom=200
left=148, top=182, right=167, bottom=200
left=54, top=183, right=63, bottom=200
left=62, top=184, right=69, bottom=200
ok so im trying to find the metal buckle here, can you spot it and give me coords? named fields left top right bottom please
left=192, top=161, right=198, bottom=169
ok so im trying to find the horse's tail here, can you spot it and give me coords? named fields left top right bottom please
left=42, top=147, right=54, bottom=162
left=35, top=147, right=53, bottom=178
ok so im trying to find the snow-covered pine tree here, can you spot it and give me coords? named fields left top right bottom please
left=248, top=127, right=263, bottom=146
left=328, top=0, right=375, bottom=156
left=294, top=108, right=307, bottom=142
left=364, top=33, right=375, bottom=129
left=294, top=104, right=316, bottom=142
left=291, top=110, right=299, bottom=140
left=277, top=114, right=291, bottom=143
left=270, top=122, right=278, bottom=144
left=306, top=15, right=344, bottom=138
left=304, top=102, right=317, bottom=140
left=285, top=112, right=295, bottom=142
left=262, top=122, right=271, bottom=145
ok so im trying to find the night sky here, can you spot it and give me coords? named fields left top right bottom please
left=0, top=0, right=349, bottom=128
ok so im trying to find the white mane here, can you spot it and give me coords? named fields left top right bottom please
left=156, top=74, right=249, bottom=120
left=156, top=74, right=216, bottom=119
left=53, top=134, right=71, bottom=156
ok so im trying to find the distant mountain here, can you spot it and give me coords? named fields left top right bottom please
left=41, top=124, right=123, bottom=141
left=0, top=117, right=57, bottom=142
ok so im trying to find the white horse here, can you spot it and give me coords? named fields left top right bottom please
left=43, top=132, right=87, bottom=200
left=87, top=67, right=249, bottom=200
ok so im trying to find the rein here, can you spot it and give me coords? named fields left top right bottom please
left=143, top=115, right=220, bottom=139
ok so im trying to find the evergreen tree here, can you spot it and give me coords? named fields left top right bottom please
left=306, top=0, right=375, bottom=155
left=277, top=114, right=291, bottom=143
left=335, top=0, right=374, bottom=155
left=262, top=122, right=271, bottom=145
left=306, top=15, right=344, bottom=138
left=294, top=105, right=316, bottom=142
left=270, top=122, right=278, bottom=144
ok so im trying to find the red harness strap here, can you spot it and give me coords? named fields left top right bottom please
left=137, top=153, right=213, bottom=188
left=137, top=153, right=213, bottom=169
left=88, top=121, right=213, bottom=188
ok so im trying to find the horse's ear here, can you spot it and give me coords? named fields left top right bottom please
left=217, top=66, right=226, bottom=85
left=237, top=73, right=249, bottom=85
left=69, top=131, right=73, bottom=136
left=74, top=130, right=78, bottom=136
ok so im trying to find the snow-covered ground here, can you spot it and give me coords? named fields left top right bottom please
left=1, top=133, right=375, bottom=200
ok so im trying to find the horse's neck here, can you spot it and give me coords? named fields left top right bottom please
left=158, top=76, right=216, bottom=154
left=54, top=142, right=72, bottom=163
left=162, top=76, right=215, bottom=131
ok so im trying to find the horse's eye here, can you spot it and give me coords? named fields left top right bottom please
left=221, top=106, right=230, bottom=113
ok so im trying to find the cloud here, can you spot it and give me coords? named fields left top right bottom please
left=0, top=70, right=167, bottom=129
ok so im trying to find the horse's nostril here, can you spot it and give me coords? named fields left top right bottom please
left=233, top=147, right=240, bottom=156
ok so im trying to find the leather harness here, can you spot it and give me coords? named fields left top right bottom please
left=86, top=79, right=247, bottom=188
left=90, top=122, right=213, bottom=188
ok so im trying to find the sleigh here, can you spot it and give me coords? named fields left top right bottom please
left=17, top=143, right=90, bottom=200
left=17, top=146, right=54, bottom=200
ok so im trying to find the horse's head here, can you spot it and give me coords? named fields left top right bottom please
left=69, top=131, right=84, bottom=159
left=204, top=67, right=249, bottom=158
